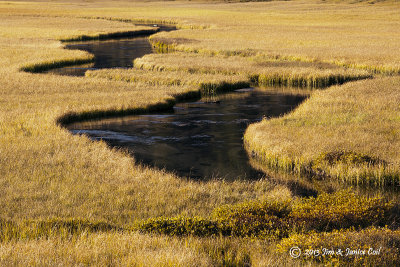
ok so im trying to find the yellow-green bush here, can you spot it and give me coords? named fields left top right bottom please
left=136, top=216, right=220, bottom=237
left=212, top=200, right=291, bottom=238
left=136, top=190, right=396, bottom=239
left=290, top=189, right=394, bottom=232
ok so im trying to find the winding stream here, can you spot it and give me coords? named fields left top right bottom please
left=68, top=90, right=306, bottom=180
left=54, top=24, right=307, bottom=180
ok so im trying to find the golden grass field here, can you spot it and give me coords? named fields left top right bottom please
left=1, top=0, right=400, bottom=265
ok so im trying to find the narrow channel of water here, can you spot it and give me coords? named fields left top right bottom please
left=54, top=24, right=307, bottom=180
left=68, top=89, right=307, bottom=180
left=47, top=24, right=176, bottom=76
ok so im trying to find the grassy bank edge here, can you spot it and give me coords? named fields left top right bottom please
left=59, top=28, right=159, bottom=42
left=19, top=56, right=94, bottom=73
left=19, top=27, right=159, bottom=73
left=56, top=80, right=250, bottom=126
left=149, top=38, right=400, bottom=76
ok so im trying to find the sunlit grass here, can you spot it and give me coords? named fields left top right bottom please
left=244, top=77, right=400, bottom=186
left=134, top=53, right=371, bottom=88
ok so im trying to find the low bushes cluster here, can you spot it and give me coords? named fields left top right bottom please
left=211, top=200, right=291, bottom=238
left=136, top=190, right=396, bottom=239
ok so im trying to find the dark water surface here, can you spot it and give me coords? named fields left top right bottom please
left=68, top=89, right=307, bottom=180
left=48, top=24, right=176, bottom=76
left=56, top=24, right=308, bottom=180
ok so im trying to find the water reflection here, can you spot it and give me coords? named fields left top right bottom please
left=49, top=37, right=154, bottom=76
left=68, top=88, right=307, bottom=180
left=48, top=24, right=176, bottom=76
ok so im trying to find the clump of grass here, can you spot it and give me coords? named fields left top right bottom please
left=277, top=228, right=400, bottom=266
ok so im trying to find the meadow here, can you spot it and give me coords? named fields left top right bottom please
left=1, top=0, right=400, bottom=265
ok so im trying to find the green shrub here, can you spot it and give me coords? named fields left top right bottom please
left=212, top=200, right=292, bottom=238
left=136, top=216, right=220, bottom=236
left=315, top=150, right=387, bottom=167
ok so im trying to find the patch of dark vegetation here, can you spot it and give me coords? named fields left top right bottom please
left=136, top=216, right=221, bottom=236
left=318, top=150, right=387, bottom=166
